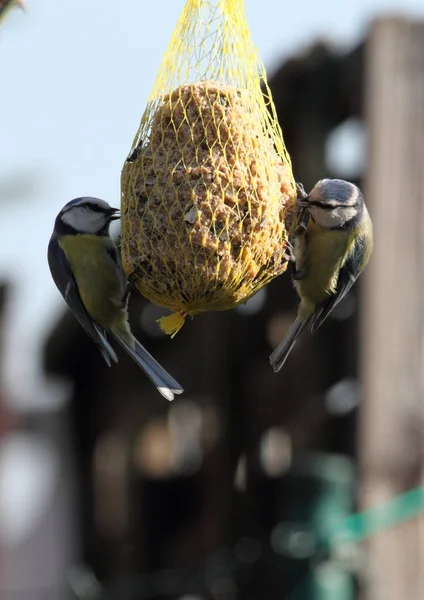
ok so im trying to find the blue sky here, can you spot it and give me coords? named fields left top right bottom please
left=1, top=0, right=424, bottom=408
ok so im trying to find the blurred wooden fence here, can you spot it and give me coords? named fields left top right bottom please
left=360, top=18, right=424, bottom=600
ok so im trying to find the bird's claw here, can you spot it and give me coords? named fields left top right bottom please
left=283, top=240, right=295, bottom=263
left=296, top=181, right=307, bottom=201
left=122, top=273, right=137, bottom=306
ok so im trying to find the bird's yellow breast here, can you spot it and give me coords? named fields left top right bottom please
left=294, top=220, right=356, bottom=311
left=59, top=235, right=125, bottom=327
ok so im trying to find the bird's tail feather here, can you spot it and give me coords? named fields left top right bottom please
left=111, top=331, right=183, bottom=401
left=269, top=317, right=307, bottom=373
left=93, top=322, right=118, bottom=366
left=99, top=347, right=112, bottom=367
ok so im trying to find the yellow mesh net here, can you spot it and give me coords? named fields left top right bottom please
left=121, top=0, right=296, bottom=336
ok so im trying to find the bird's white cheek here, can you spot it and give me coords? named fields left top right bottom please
left=311, top=206, right=355, bottom=229
left=310, top=207, right=337, bottom=228
left=62, top=208, right=107, bottom=233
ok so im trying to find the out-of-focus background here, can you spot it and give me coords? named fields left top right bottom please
left=1, top=1, right=424, bottom=599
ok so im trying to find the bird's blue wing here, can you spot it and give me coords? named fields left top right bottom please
left=47, top=236, right=118, bottom=365
left=310, top=235, right=365, bottom=333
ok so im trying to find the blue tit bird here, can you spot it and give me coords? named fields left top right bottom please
left=47, top=197, right=184, bottom=401
left=270, top=178, right=373, bottom=372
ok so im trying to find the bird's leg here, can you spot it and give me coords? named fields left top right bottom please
left=287, top=183, right=310, bottom=279
left=284, top=240, right=307, bottom=279
left=294, top=182, right=310, bottom=234
left=294, top=210, right=309, bottom=237
left=122, top=273, right=137, bottom=306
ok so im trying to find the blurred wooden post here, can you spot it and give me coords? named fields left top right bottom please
left=360, top=18, right=424, bottom=600
left=0, top=284, right=9, bottom=594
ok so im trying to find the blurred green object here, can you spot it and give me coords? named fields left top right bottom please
left=0, top=0, right=24, bottom=26
left=274, top=453, right=356, bottom=600
left=329, top=484, right=424, bottom=547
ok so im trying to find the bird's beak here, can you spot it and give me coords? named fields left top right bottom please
left=109, top=208, right=121, bottom=220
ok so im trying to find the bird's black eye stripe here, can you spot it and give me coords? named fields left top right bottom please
left=309, top=201, right=359, bottom=210
left=308, top=201, right=337, bottom=210
left=83, top=203, right=106, bottom=213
